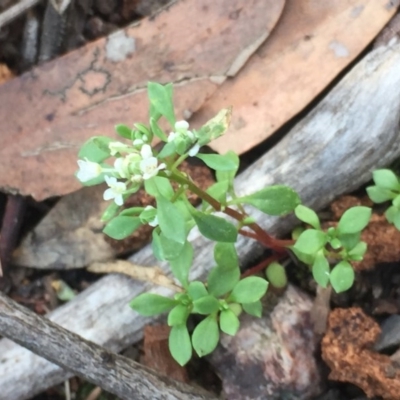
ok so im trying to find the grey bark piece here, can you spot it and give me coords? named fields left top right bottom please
left=209, top=286, right=322, bottom=400
left=374, top=314, right=400, bottom=351
left=0, top=291, right=216, bottom=400
left=1, top=39, right=400, bottom=400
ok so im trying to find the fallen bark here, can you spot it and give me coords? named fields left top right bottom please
left=0, top=292, right=216, bottom=400
left=1, top=39, right=400, bottom=399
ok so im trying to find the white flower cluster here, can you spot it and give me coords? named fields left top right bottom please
left=76, top=144, right=166, bottom=206
left=168, top=120, right=200, bottom=157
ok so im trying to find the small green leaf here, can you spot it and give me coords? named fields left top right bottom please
left=54, top=280, right=76, bottom=301
left=192, top=295, right=220, bottom=314
left=150, top=117, right=168, bottom=141
left=329, top=238, right=342, bottom=250
left=192, top=210, right=237, bottom=243
left=169, top=241, right=193, bottom=287
left=265, top=262, right=287, bottom=288
left=291, top=247, right=315, bottom=265
left=159, top=233, right=185, bottom=260
left=295, top=205, right=321, bottom=229
left=348, top=241, right=367, bottom=260
left=312, top=253, right=330, bottom=288
left=230, top=277, right=268, bottom=303
left=168, top=304, right=190, bottom=326
left=120, top=207, right=145, bottom=217
left=192, top=315, right=219, bottom=357
left=330, top=261, right=355, bottom=293
left=115, top=124, right=132, bottom=139
left=145, top=176, right=174, bottom=199
left=293, top=229, right=327, bottom=255
left=196, top=152, right=239, bottom=171
left=187, top=281, right=208, bottom=300
left=151, top=230, right=165, bottom=261
left=101, top=202, right=120, bottom=222
left=220, top=309, right=240, bottom=336
left=366, top=186, right=396, bottom=203
left=103, top=216, right=142, bottom=240
left=242, top=301, right=262, bottom=317
left=214, top=242, right=239, bottom=269
left=158, top=141, right=176, bottom=158
left=394, top=195, right=400, bottom=208
left=202, top=181, right=229, bottom=209
left=78, top=136, right=113, bottom=163
left=337, top=233, right=361, bottom=251
left=130, top=293, right=177, bottom=316
left=169, top=325, right=192, bottom=366
left=157, top=196, right=186, bottom=244
left=215, top=151, right=239, bottom=184
left=207, top=264, right=240, bottom=297
left=385, top=205, right=397, bottom=223
left=373, top=169, right=400, bottom=191
left=147, top=82, right=176, bottom=126
left=338, top=206, right=371, bottom=234
left=394, top=210, right=400, bottom=230
left=239, top=185, right=301, bottom=216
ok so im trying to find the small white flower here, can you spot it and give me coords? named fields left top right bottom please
left=140, top=158, right=166, bottom=180
left=168, top=131, right=179, bottom=143
left=76, top=159, right=102, bottom=182
left=114, top=158, right=126, bottom=178
left=132, top=138, right=144, bottom=146
left=140, top=144, right=153, bottom=159
left=109, top=141, right=129, bottom=156
left=175, top=120, right=189, bottom=131
left=188, top=143, right=201, bottom=157
left=103, top=175, right=127, bottom=206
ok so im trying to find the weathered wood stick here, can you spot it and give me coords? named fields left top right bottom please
left=1, top=38, right=400, bottom=400
left=0, top=291, right=216, bottom=400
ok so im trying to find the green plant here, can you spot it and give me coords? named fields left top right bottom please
left=367, top=169, right=400, bottom=229
left=76, top=82, right=372, bottom=365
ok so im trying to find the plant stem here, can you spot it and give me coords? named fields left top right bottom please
left=166, top=171, right=292, bottom=251
left=241, top=254, right=284, bottom=278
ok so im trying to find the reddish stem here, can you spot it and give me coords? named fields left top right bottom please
left=241, top=253, right=286, bottom=278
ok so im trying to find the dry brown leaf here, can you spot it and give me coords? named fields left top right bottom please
left=88, top=260, right=181, bottom=291
left=191, top=0, right=397, bottom=154
left=0, top=0, right=284, bottom=201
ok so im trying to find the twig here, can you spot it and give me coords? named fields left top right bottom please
left=0, top=0, right=40, bottom=30
left=0, top=291, right=217, bottom=400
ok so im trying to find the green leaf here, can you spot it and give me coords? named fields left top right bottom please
left=169, top=241, right=193, bottom=287
left=295, top=205, right=320, bottom=229
left=158, top=141, right=176, bottom=158
left=151, top=230, right=165, bottom=261
left=214, top=242, right=238, bottom=269
left=337, top=206, right=371, bottom=234
left=373, top=169, right=400, bottom=191
left=144, top=176, right=174, bottom=199
left=394, top=210, right=400, bottom=230
left=147, top=82, right=176, bottom=126
left=366, top=186, right=396, bottom=203
left=229, top=277, right=268, bottom=303
left=337, top=233, right=361, bottom=251
left=103, top=216, right=142, bottom=240
left=115, top=124, right=132, bottom=139
left=312, top=253, right=330, bottom=288
left=78, top=136, right=113, bottom=163
left=54, top=280, right=76, bottom=301
left=220, top=309, right=240, bottom=336
left=385, top=205, right=397, bottom=223
left=216, top=151, right=239, bottom=185
left=192, top=295, right=220, bottom=314
left=239, top=185, right=301, bottom=216
left=293, top=229, right=327, bottom=255
left=330, top=261, right=355, bottom=293
left=329, top=238, right=342, bottom=250
left=168, top=304, right=190, bottom=326
left=192, top=315, right=220, bottom=357
left=196, top=152, right=239, bottom=171
left=290, top=247, right=315, bottom=265
left=159, top=233, right=185, bottom=260
left=150, top=117, right=168, bottom=141
left=192, top=210, right=237, bottom=243
left=157, top=196, right=186, bottom=244
left=348, top=241, right=367, bottom=261
left=187, top=281, right=208, bottom=300
left=169, top=325, right=192, bottom=366
left=394, top=195, right=400, bottom=209
left=130, top=293, right=177, bottom=316
left=242, top=301, right=262, bottom=317
left=265, top=262, right=287, bottom=288
left=207, top=264, right=240, bottom=297
left=202, top=181, right=229, bottom=209
left=101, top=202, right=120, bottom=222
